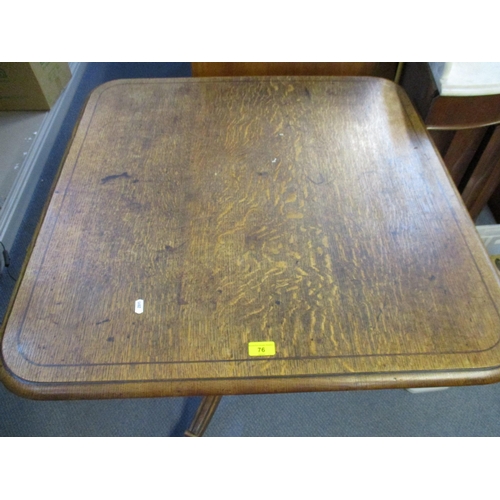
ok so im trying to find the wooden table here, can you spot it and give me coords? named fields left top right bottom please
left=3, top=77, right=500, bottom=436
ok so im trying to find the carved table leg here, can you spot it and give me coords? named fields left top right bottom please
left=185, top=395, right=223, bottom=437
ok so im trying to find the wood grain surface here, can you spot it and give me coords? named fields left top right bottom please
left=426, top=96, right=500, bottom=130
left=3, top=76, right=500, bottom=399
left=185, top=395, right=223, bottom=437
left=191, top=63, right=398, bottom=80
left=443, top=128, right=488, bottom=187
left=461, top=126, right=500, bottom=219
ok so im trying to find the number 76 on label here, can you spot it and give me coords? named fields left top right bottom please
left=248, top=341, right=276, bottom=356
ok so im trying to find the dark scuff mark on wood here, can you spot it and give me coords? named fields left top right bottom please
left=101, top=172, right=131, bottom=184
left=306, top=173, right=325, bottom=185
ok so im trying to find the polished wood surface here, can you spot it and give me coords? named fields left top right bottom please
left=443, top=128, right=487, bottom=187
left=3, top=77, right=500, bottom=400
left=185, top=395, right=222, bottom=437
left=192, top=63, right=398, bottom=80
left=427, top=97, right=500, bottom=130
left=428, top=130, right=455, bottom=158
left=429, top=128, right=488, bottom=188
left=400, top=62, right=500, bottom=129
left=461, top=126, right=500, bottom=219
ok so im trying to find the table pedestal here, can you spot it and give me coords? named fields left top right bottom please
left=185, top=396, right=223, bottom=437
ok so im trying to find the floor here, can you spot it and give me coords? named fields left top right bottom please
left=0, top=111, right=45, bottom=209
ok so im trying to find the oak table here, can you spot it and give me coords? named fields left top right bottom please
left=3, top=77, right=500, bottom=436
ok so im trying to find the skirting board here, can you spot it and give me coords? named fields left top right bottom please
left=0, top=62, right=88, bottom=273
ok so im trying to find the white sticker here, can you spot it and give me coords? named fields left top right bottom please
left=135, top=299, right=144, bottom=314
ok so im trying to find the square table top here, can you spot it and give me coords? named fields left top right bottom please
left=2, top=76, right=500, bottom=399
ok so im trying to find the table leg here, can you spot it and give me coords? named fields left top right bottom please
left=185, top=395, right=223, bottom=437
left=461, top=125, right=500, bottom=220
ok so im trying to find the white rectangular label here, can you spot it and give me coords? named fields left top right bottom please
left=135, top=299, right=144, bottom=314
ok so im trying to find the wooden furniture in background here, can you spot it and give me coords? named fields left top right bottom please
left=191, top=62, right=398, bottom=80
left=3, top=77, right=500, bottom=435
left=400, top=62, right=500, bottom=220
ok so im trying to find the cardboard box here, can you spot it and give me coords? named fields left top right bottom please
left=0, top=62, right=72, bottom=111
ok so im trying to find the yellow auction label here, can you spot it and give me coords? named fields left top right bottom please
left=248, top=341, right=276, bottom=356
